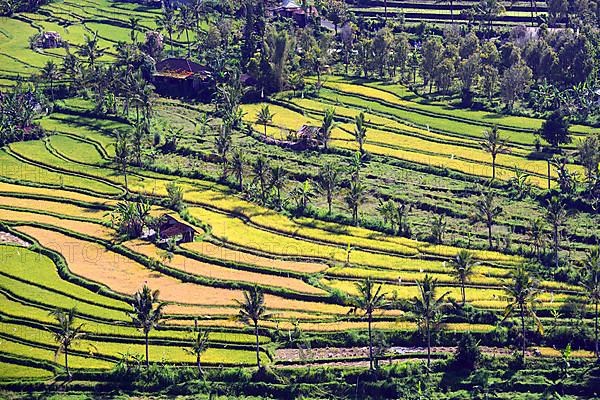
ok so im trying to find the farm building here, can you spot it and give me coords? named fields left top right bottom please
left=36, top=32, right=63, bottom=49
left=152, top=58, right=213, bottom=99
left=271, top=0, right=318, bottom=27
left=155, top=214, right=198, bottom=244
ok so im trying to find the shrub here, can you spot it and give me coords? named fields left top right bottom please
left=452, top=333, right=481, bottom=370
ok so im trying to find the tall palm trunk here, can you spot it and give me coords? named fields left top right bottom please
left=368, top=311, right=374, bottom=370
left=145, top=331, right=150, bottom=368
left=553, top=224, right=559, bottom=267
left=169, top=31, right=174, bottom=56
left=487, top=222, right=493, bottom=249
left=595, top=301, right=599, bottom=359
left=197, top=354, right=203, bottom=375
left=65, top=346, right=71, bottom=378
left=426, top=318, right=431, bottom=370
left=254, top=322, right=261, bottom=368
left=185, top=29, right=191, bottom=57
left=461, top=280, right=466, bottom=305
left=492, top=154, right=497, bottom=180
left=520, top=304, right=526, bottom=361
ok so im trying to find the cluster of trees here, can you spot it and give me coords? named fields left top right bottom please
left=0, top=80, right=46, bottom=146
left=0, top=0, right=50, bottom=16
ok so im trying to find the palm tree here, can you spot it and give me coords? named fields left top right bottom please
left=77, top=32, right=105, bottom=67
left=436, top=0, right=456, bottom=23
left=114, top=131, right=130, bottom=193
left=581, top=247, right=600, bottom=359
left=413, top=275, right=449, bottom=369
left=350, top=278, right=388, bottom=370
left=128, top=285, right=166, bottom=369
left=352, top=112, right=368, bottom=155
left=252, top=155, right=271, bottom=204
left=215, top=123, right=232, bottom=180
left=270, top=164, right=288, bottom=209
left=128, top=16, right=141, bottom=44
left=474, top=191, right=502, bottom=249
left=502, top=265, right=543, bottom=362
left=546, top=196, right=567, bottom=268
left=345, top=179, right=366, bottom=226
left=230, top=148, right=246, bottom=190
left=40, top=60, right=62, bottom=101
left=316, top=162, right=340, bottom=215
left=527, top=218, right=546, bottom=261
left=255, top=104, right=274, bottom=137
left=480, top=126, right=510, bottom=180
left=49, top=308, right=85, bottom=379
left=236, top=287, right=271, bottom=368
left=449, top=250, right=479, bottom=305
left=184, top=329, right=209, bottom=376
left=176, top=5, right=195, bottom=57
left=319, top=108, right=337, bottom=150
left=196, top=112, right=212, bottom=137
left=156, top=7, right=177, bottom=56
left=290, top=180, right=315, bottom=214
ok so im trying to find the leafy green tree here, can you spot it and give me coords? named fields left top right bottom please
left=581, top=247, right=600, bottom=359
left=111, top=199, right=152, bottom=239
left=578, top=133, right=600, bottom=191
left=256, top=104, right=274, bottom=137
left=290, top=180, right=314, bottom=214
left=350, top=278, right=388, bottom=370
left=236, top=287, right=271, bottom=368
left=480, top=126, right=510, bottom=180
left=527, top=218, right=546, bottom=261
left=128, top=16, right=141, bottom=44
left=176, top=5, right=195, bottom=57
left=502, top=265, right=543, bottom=362
left=352, top=112, right=367, bottom=155
left=49, top=308, right=85, bottom=379
left=215, top=123, right=233, bottom=180
left=539, top=111, right=571, bottom=148
left=450, top=250, right=479, bottom=305
left=316, top=162, right=340, bottom=215
left=128, top=285, right=166, bottom=369
left=421, top=36, right=444, bottom=93
left=474, top=191, right=503, bottom=249
left=500, top=61, right=532, bottom=110
left=413, top=275, right=449, bottom=369
left=184, top=329, right=209, bottom=376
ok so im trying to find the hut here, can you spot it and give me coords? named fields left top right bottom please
left=272, top=0, right=318, bottom=27
left=36, top=32, right=63, bottom=49
left=152, top=58, right=213, bottom=99
left=156, top=214, right=198, bottom=244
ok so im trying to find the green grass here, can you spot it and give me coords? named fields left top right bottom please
left=0, top=361, right=53, bottom=380
left=48, top=134, right=108, bottom=165
left=0, top=150, right=122, bottom=196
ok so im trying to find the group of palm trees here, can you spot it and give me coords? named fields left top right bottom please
left=48, top=244, right=599, bottom=377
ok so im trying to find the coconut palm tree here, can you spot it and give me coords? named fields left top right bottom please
left=40, top=60, right=62, bottom=100
left=474, top=191, right=502, bottom=249
left=413, top=275, right=449, bottom=369
left=236, top=287, right=271, bottom=368
left=270, top=164, right=288, bottom=209
left=581, top=247, right=600, bottom=359
left=527, top=218, right=546, bottom=261
left=49, top=308, right=85, bottom=379
left=290, top=180, right=315, bottom=214
left=114, top=130, right=130, bottom=193
left=319, top=108, right=337, bottom=150
left=502, top=265, right=543, bottom=362
left=230, top=148, right=246, bottom=190
left=156, top=7, right=177, bottom=56
left=252, top=155, right=271, bottom=204
left=480, top=126, right=510, bottom=180
left=352, top=112, right=367, bottom=155
left=255, top=104, right=274, bottom=138
left=345, top=179, right=366, bottom=226
left=176, top=5, right=195, bottom=57
left=184, top=329, right=209, bottom=376
left=77, top=32, right=105, bottom=67
left=546, top=196, right=567, bottom=268
left=450, top=250, right=479, bottom=305
left=128, top=285, right=166, bottom=369
left=128, top=16, right=141, bottom=44
left=316, top=162, right=340, bottom=215
left=350, top=278, right=388, bottom=370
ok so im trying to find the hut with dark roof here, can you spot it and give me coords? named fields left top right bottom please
left=156, top=214, right=197, bottom=244
left=152, top=58, right=213, bottom=99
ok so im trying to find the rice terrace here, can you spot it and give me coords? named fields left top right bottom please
left=0, top=0, right=599, bottom=399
